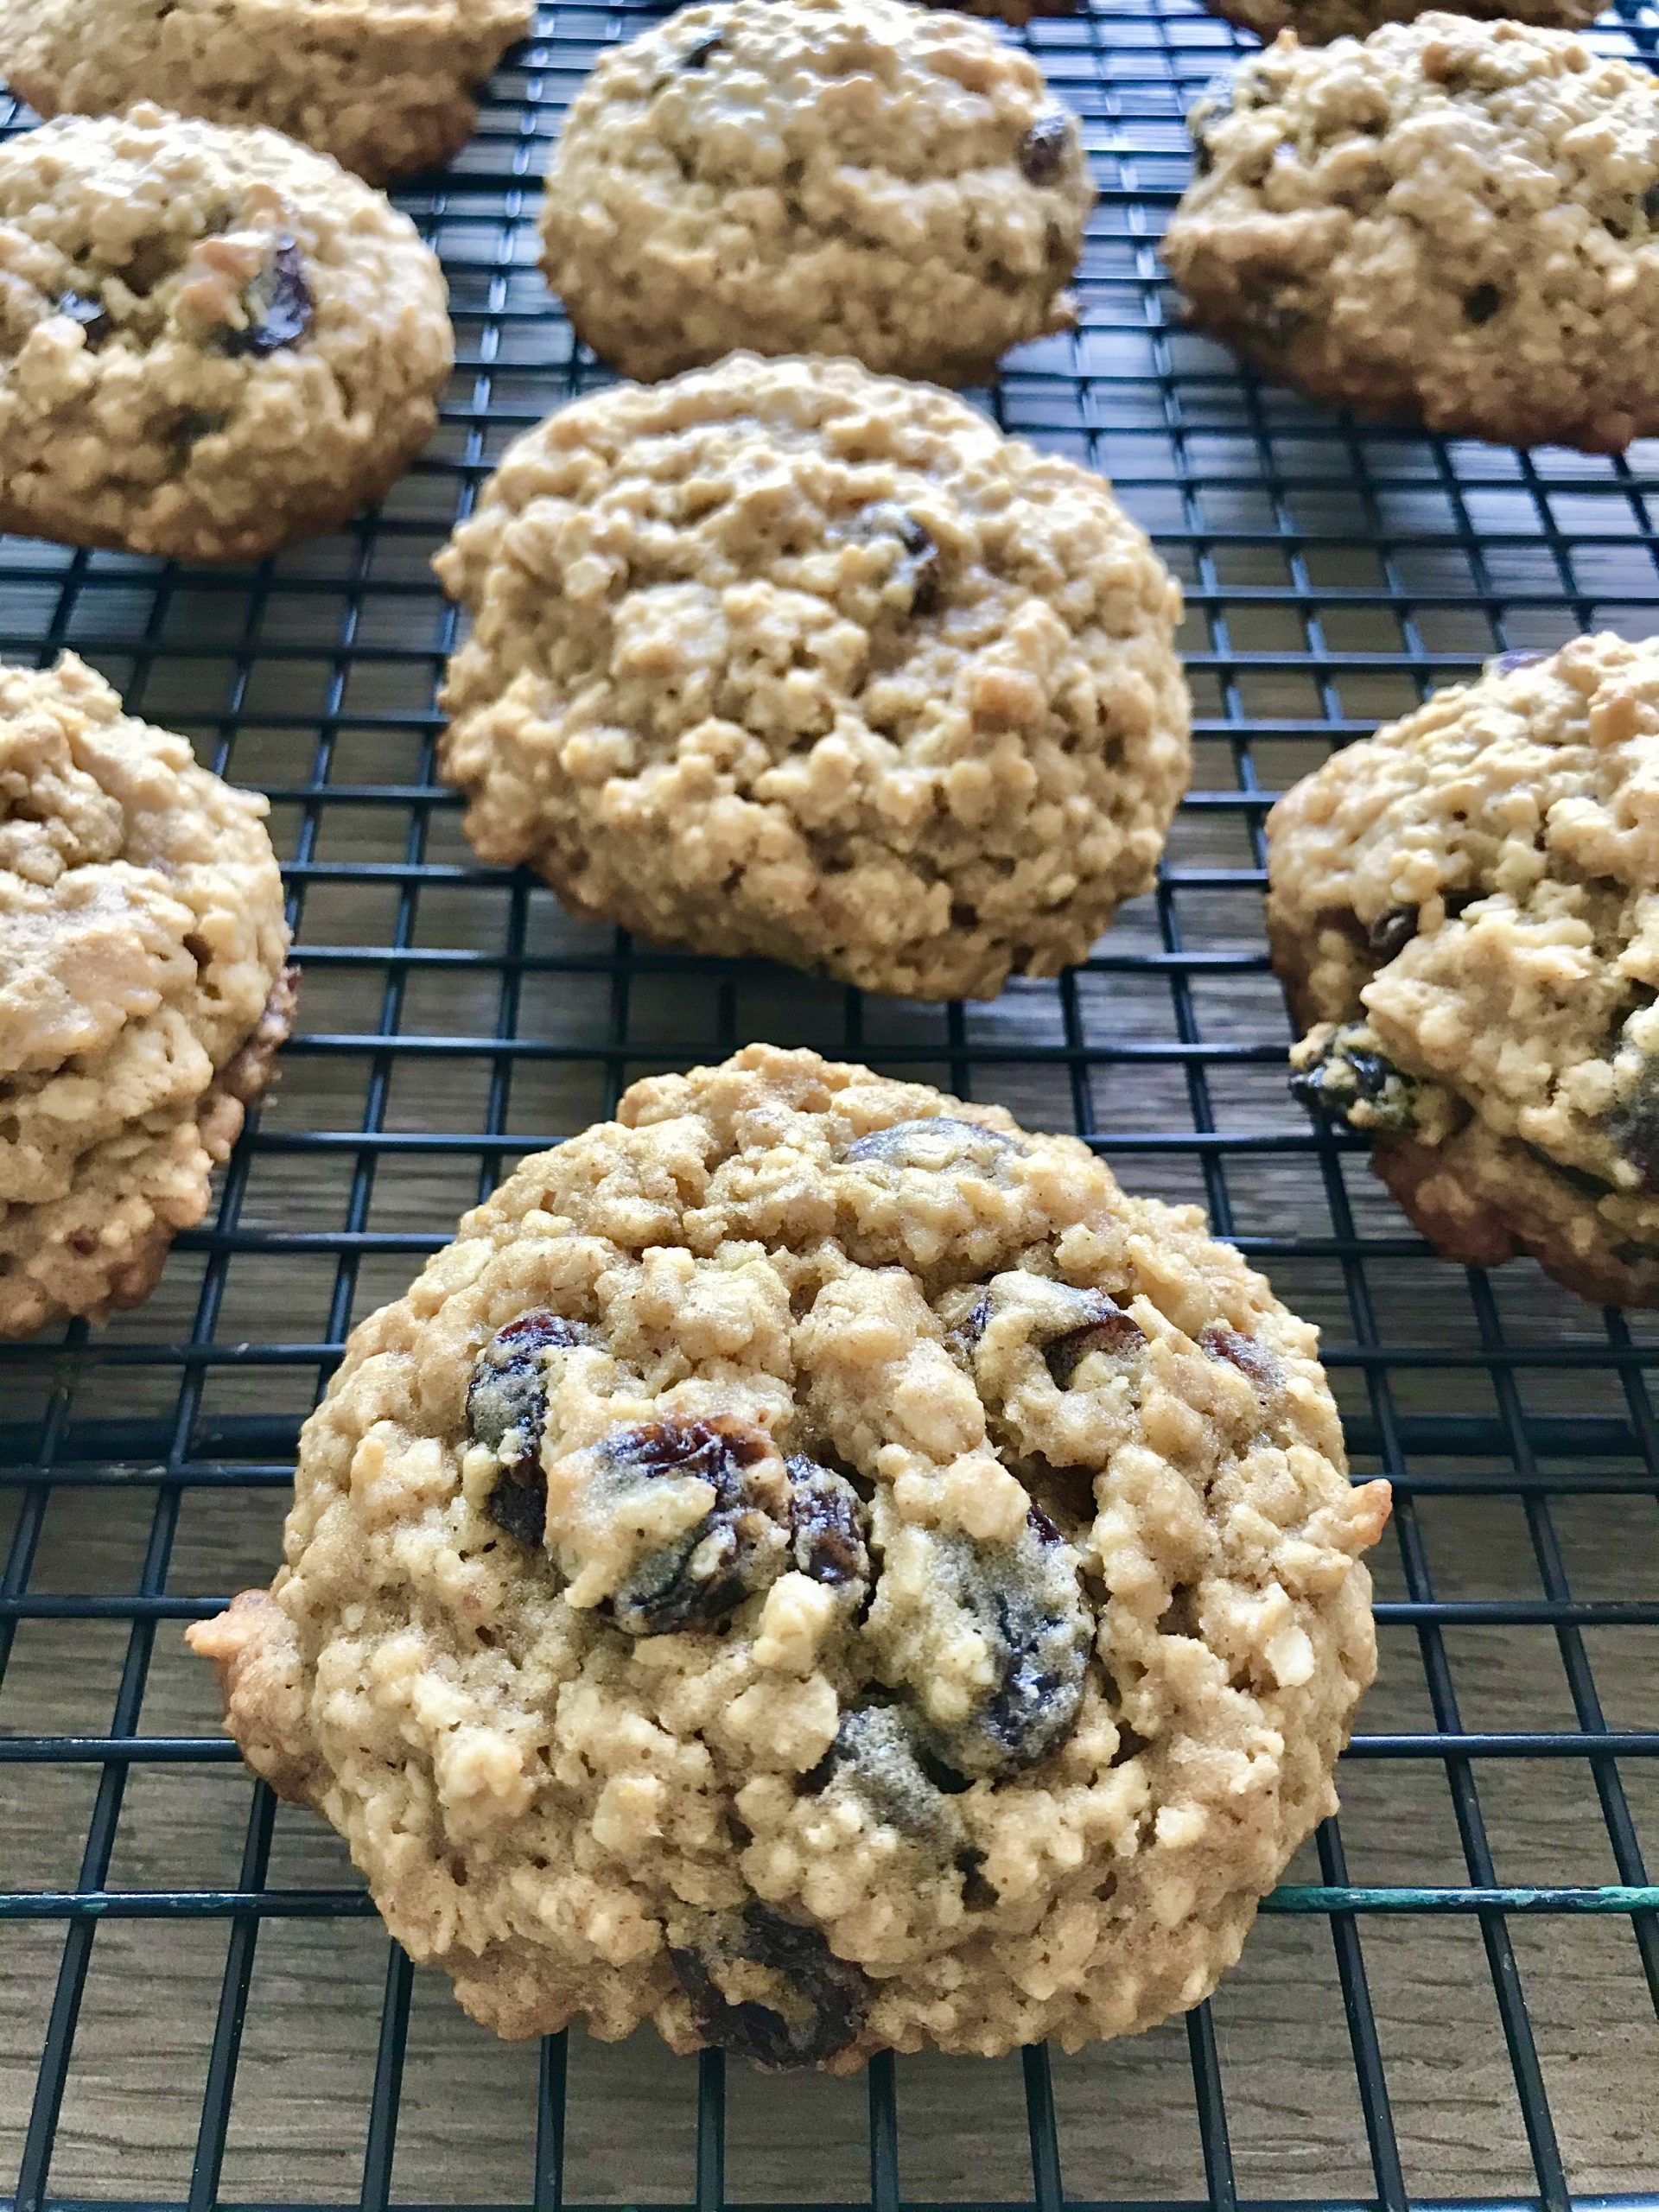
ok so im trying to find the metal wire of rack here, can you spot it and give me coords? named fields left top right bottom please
left=3, top=3, right=1659, bottom=2208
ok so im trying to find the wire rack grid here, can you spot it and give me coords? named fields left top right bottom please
left=3, top=3, right=1659, bottom=2209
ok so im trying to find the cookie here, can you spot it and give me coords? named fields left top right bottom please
left=1162, top=16, right=1659, bottom=453
left=1203, top=0, right=1596, bottom=48
left=0, top=105, right=453, bottom=563
left=537, top=0, right=1095, bottom=386
left=434, top=353, right=1189, bottom=1002
left=187, top=1043, right=1389, bottom=2068
left=0, top=653, right=296, bottom=1337
left=1268, top=632, right=1659, bottom=1308
left=0, top=0, right=531, bottom=182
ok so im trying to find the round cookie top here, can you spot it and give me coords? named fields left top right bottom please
left=537, top=0, right=1096, bottom=385
left=1203, top=0, right=1597, bottom=52
left=0, top=105, right=453, bottom=562
left=188, top=1044, right=1388, bottom=2069
left=0, top=0, right=531, bottom=182
left=1162, top=16, right=1659, bottom=452
left=0, top=652, right=292, bottom=1333
left=1268, top=634, right=1659, bottom=1246
left=435, top=353, right=1190, bottom=1002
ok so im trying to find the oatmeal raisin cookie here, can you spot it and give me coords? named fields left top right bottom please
left=0, top=105, right=452, bottom=562
left=1268, top=632, right=1659, bottom=1306
left=1163, top=17, right=1659, bottom=452
left=538, top=0, right=1095, bottom=387
left=435, top=353, right=1189, bottom=1001
left=189, top=1044, right=1388, bottom=2067
left=0, top=0, right=530, bottom=182
left=0, top=652, right=295, bottom=1335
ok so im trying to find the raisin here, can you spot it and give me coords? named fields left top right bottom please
left=224, top=237, right=312, bottom=357
left=1367, top=907, right=1418, bottom=963
left=486, top=1463, right=546, bottom=1549
left=945, top=1291, right=992, bottom=1363
left=785, top=1456, right=870, bottom=1598
left=1288, top=1020, right=1420, bottom=1139
left=941, top=1506, right=1090, bottom=1777
left=892, top=512, right=941, bottom=613
left=606, top=1416, right=789, bottom=1636
left=1490, top=648, right=1548, bottom=675
left=1604, top=1084, right=1659, bottom=1196
left=467, top=1311, right=588, bottom=1546
left=856, top=503, right=943, bottom=614
left=1019, top=112, right=1073, bottom=187
left=670, top=1903, right=870, bottom=2071
left=1463, top=284, right=1502, bottom=326
left=806, top=1704, right=963, bottom=1847
left=680, top=29, right=723, bottom=65
left=1043, top=1291, right=1146, bottom=1386
left=56, top=288, right=111, bottom=346
left=845, top=1116, right=1014, bottom=1168
left=1198, top=1322, right=1281, bottom=1391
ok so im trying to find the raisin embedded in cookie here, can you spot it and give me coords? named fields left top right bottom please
left=0, top=105, right=453, bottom=563
left=188, top=1044, right=1389, bottom=2069
left=537, top=0, right=1096, bottom=386
left=1268, top=632, right=1659, bottom=1307
left=0, top=653, right=296, bottom=1337
left=0, top=0, right=531, bottom=182
left=1163, top=16, right=1659, bottom=453
left=434, top=353, right=1190, bottom=1002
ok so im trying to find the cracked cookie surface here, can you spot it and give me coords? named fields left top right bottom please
left=537, top=0, right=1094, bottom=385
left=1163, top=16, right=1659, bottom=452
left=0, top=0, right=530, bottom=182
left=434, top=353, right=1189, bottom=1002
left=0, top=652, right=295, bottom=1336
left=188, top=1043, right=1388, bottom=2068
left=0, top=105, right=453, bottom=561
left=1268, top=632, right=1659, bottom=1306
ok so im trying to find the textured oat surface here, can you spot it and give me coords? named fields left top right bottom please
left=1202, top=0, right=1595, bottom=51
left=188, top=1043, right=1387, bottom=2069
left=537, top=0, right=1095, bottom=386
left=435, top=353, right=1190, bottom=1002
left=1268, top=632, right=1659, bottom=1307
left=0, top=105, right=453, bottom=562
left=0, top=652, right=294, bottom=1335
left=0, top=0, right=530, bottom=181
left=1162, top=16, right=1659, bottom=453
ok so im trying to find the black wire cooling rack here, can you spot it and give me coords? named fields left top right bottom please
left=4, top=4, right=1659, bottom=2209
